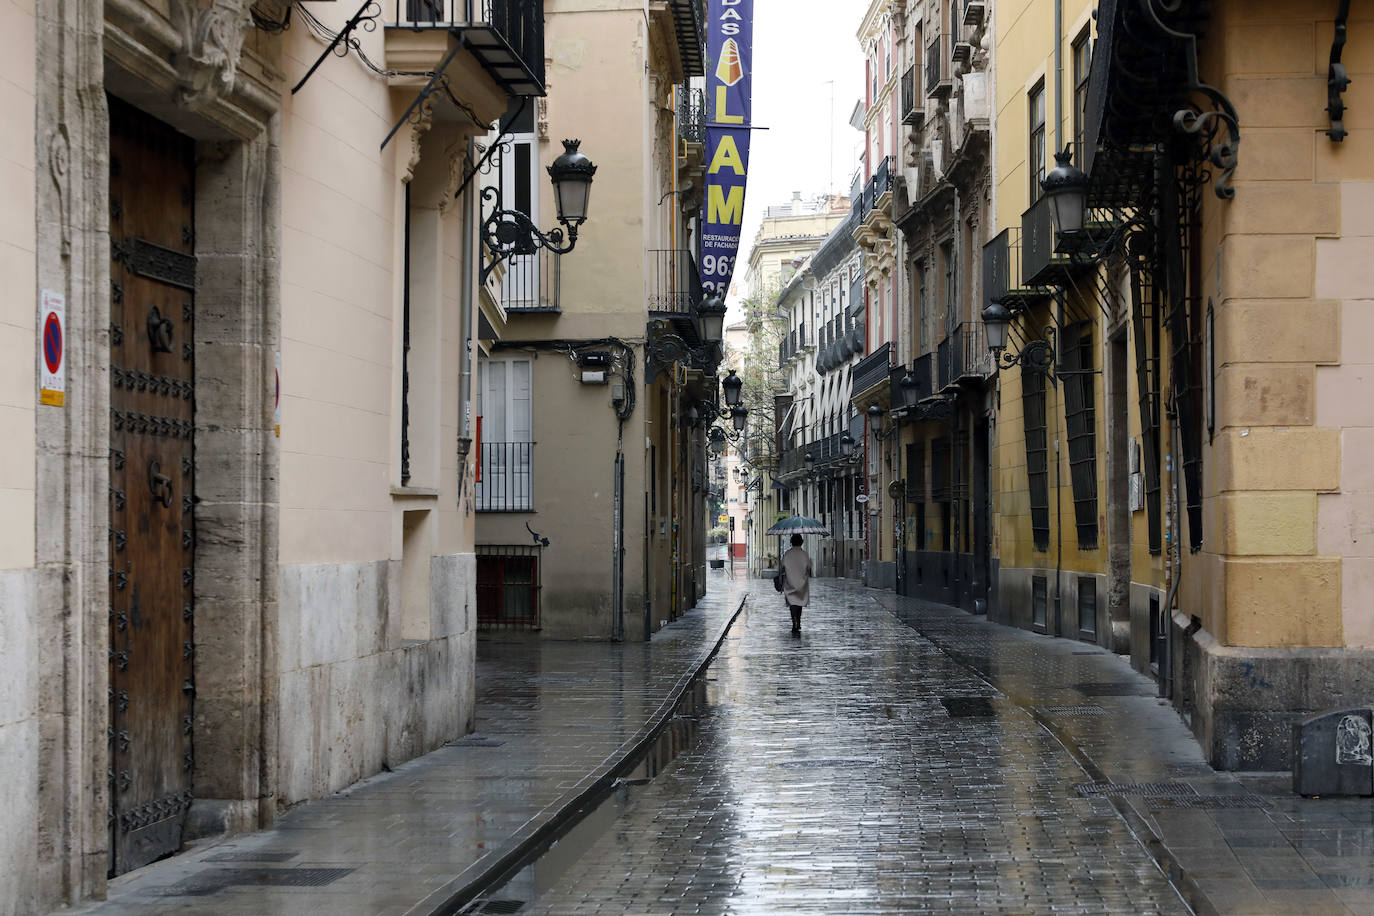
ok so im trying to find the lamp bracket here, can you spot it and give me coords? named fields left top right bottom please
left=479, top=186, right=576, bottom=284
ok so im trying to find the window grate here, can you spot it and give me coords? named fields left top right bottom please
left=1062, top=323, right=1099, bottom=549
left=476, top=545, right=540, bottom=630
left=1023, top=368, right=1050, bottom=552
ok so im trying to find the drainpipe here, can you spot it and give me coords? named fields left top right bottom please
left=1054, top=0, right=1064, bottom=149
left=458, top=139, right=475, bottom=495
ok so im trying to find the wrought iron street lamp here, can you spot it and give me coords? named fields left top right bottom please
left=1042, top=147, right=1090, bottom=249
left=721, top=369, right=744, bottom=408
left=982, top=302, right=1058, bottom=387
left=899, top=371, right=920, bottom=407
left=480, top=139, right=597, bottom=283
left=840, top=433, right=855, bottom=459
left=699, top=296, right=727, bottom=343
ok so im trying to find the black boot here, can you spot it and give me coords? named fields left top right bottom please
left=791, top=607, right=801, bottom=635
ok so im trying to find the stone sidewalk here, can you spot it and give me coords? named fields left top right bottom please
left=477, top=579, right=1373, bottom=916
left=68, top=575, right=750, bottom=916
left=879, top=591, right=1374, bottom=916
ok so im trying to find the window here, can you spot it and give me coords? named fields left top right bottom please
left=1029, top=80, right=1046, bottom=202
left=1023, top=366, right=1050, bottom=552
left=477, top=358, right=533, bottom=511
left=1062, top=323, right=1099, bottom=549
left=1072, top=31, right=1091, bottom=165
left=476, top=545, right=541, bottom=630
left=1078, top=576, right=1097, bottom=637
left=499, top=99, right=541, bottom=308
left=1033, top=575, right=1048, bottom=630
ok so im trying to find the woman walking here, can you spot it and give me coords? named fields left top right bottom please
left=781, top=533, right=813, bottom=635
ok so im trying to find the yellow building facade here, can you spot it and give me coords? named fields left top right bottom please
left=991, top=0, right=1374, bottom=769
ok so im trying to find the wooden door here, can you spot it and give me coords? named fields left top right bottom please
left=107, top=96, right=197, bottom=877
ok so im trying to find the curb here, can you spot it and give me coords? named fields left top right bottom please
left=407, top=593, right=750, bottom=916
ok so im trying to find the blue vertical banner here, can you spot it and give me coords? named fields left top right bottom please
left=700, top=0, right=754, bottom=299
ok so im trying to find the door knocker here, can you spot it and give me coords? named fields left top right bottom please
left=148, top=459, right=174, bottom=508
left=146, top=305, right=175, bottom=353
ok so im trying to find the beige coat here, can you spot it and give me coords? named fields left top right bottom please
left=781, top=546, right=813, bottom=607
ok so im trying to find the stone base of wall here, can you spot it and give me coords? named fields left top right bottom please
left=1179, top=622, right=1374, bottom=771
left=867, top=561, right=896, bottom=591
left=0, top=568, right=37, bottom=915
left=275, top=555, right=475, bottom=808
left=996, top=566, right=1155, bottom=651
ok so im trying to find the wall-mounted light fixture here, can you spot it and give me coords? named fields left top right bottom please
left=1042, top=146, right=1089, bottom=252
left=480, top=139, right=597, bottom=283
left=981, top=302, right=1058, bottom=386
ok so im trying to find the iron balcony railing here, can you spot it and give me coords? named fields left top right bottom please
left=391, top=0, right=546, bottom=96
left=937, top=335, right=952, bottom=389
left=647, top=249, right=702, bottom=314
left=476, top=441, right=534, bottom=512
left=677, top=85, right=705, bottom=145
left=960, top=316, right=995, bottom=379
left=798, top=321, right=808, bottom=348
left=900, top=65, right=921, bottom=125
left=850, top=341, right=891, bottom=399
left=926, top=34, right=952, bottom=99
left=911, top=353, right=933, bottom=398
left=500, top=248, right=560, bottom=312
left=873, top=156, right=893, bottom=203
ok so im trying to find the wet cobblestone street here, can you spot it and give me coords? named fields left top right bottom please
left=500, top=579, right=1189, bottom=914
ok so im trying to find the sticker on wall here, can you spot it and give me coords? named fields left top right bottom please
left=274, top=350, right=281, bottom=437
left=39, top=290, right=65, bottom=407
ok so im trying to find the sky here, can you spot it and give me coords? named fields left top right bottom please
left=726, top=0, right=868, bottom=317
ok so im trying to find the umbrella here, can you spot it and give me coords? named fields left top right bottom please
left=764, top=515, right=832, bottom=536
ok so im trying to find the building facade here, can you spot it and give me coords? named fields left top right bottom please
left=989, top=0, right=1374, bottom=771
left=473, top=0, right=715, bottom=641
left=2, top=0, right=543, bottom=908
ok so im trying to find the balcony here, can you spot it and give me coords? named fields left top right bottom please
left=900, top=65, right=924, bottom=126
left=984, top=226, right=1051, bottom=314
left=666, top=0, right=707, bottom=77
left=647, top=249, right=702, bottom=315
left=937, top=335, right=952, bottom=389
left=476, top=441, right=534, bottom=512
left=925, top=34, right=953, bottom=100
left=387, top=0, right=546, bottom=97
left=849, top=341, right=892, bottom=401
left=500, top=248, right=560, bottom=313
left=958, top=318, right=995, bottom=382
left=963, top=0, right=986, bottom=29
left=677, top=86, right=706, bottom=145
left=1021, top=194, right=1095, bottom=288
left=891, top=357, right=932, bottom=408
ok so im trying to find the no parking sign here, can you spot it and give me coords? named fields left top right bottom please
left=39, top=290, right=65, bottom=407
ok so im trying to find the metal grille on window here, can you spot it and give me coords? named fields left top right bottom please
left=907, top=442, right=926, bottom=504
left=1078, top=576, right=1097, bottom=636
left=1022, top=367, right=1050, bottom=552
left=1062, top=322, right=1099, bottom=550
left=930, top=437, right=951, bottom=503
left=1131, top=246, right=1164, bottom=554
left=476, top=545, right=541, bottom=631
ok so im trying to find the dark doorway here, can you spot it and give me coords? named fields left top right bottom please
left=107, top=95, right=197, bottom=877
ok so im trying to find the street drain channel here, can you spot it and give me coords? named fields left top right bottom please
left=454, top=674, right=716, bottom=915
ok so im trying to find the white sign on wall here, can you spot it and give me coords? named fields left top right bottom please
left=39, top=290, right=65, bottom=407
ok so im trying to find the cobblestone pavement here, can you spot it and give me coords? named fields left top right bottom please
left=492, top=580, right=1374, bottom=916
left=499, top=579, right=1190, bottom=915
left=67, top=576, right=748, bottom=916
left=65, top=572, right=1374, bottom=916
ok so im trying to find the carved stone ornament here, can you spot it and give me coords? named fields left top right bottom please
left=403, top=99, right=436, bottom=185
left=170, top=0, right=254, bottom=110
left=48, top=126, right=72, bottom=257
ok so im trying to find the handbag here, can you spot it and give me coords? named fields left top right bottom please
left=773, top=572, right=784, bottom=593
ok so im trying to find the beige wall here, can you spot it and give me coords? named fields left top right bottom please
left=0, top=0, right=35, bottom=572
left=1195, top=2, right=1374, bottom=649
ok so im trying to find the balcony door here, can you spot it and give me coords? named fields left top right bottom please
left=499, top=99, right=541, bottom=308
left=478, top=358, right=533, bottom=511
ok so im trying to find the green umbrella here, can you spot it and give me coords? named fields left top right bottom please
left=764, top=515, right=831, bottom=536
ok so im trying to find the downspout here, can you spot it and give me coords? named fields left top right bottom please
left=458, top=139, right=475, bottom=498
left=952, top=185, right=961, bottom=600
left=1054, top=0, right=1064, bottom=150
left=1161, top=402, right=1183, bottom=700
left=1052, top=0, right=1064, bottom=636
